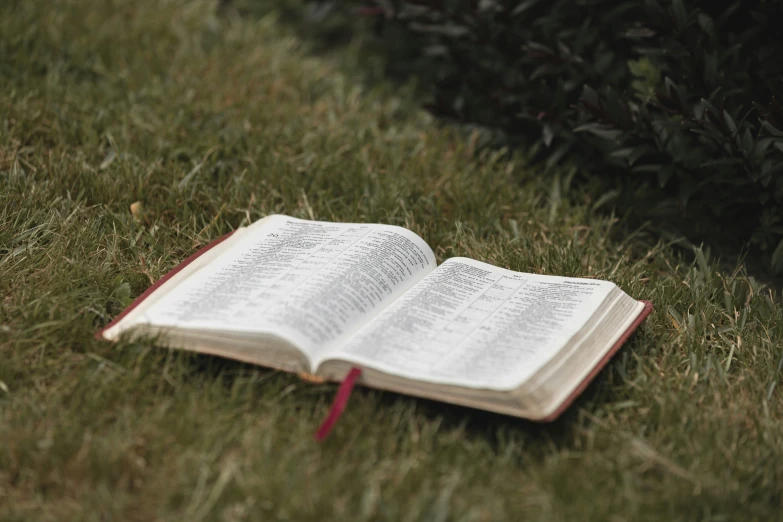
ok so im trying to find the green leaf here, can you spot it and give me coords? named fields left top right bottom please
left=591, top=189, right=619, bottom=211
left=762, top=121, right=783, bottom=137
left=723, top=110, right=737, bottom=134
left=542, top=124, right=554, bottom=147
left=671, top=0, right=688, bottom=28
left=629, top=147, right=649, bottom=166
left=609, top=147, right=634, bottom=159
left=580, top=85, right=601, bottom=112
left=511, top=0, right=544, bottom=17
left=742, top=128, right=754, bottom=154
left=658, top=165, right=675, bottom=187
left=573, top=123, right=623, bottom=141
left=632, top=164, right=662, bottom=174
left=113, top=281, right=132, bottom=308
left=771, top=238, right=783, bottom=274
left=409, top=23, right=470, bottom=38
left=697, top=13, right=715, bottom=36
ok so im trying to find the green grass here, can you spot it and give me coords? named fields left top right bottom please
left=1, top=1, right=782, bottom=520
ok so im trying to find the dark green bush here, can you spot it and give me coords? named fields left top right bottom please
left=352, top=0, right=783, bottom=271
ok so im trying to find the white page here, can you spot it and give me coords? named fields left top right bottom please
left=325, top=258, right=615, bottom=390
left=139, top=215, right=436, bottom=365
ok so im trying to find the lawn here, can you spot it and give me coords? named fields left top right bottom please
left=1, top=1, right=782, bottom=520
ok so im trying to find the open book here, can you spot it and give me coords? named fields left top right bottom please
left=99, top=215, right=651, bottom=421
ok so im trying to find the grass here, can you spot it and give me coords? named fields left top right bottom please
left=1, top=0, right=782, bottom=520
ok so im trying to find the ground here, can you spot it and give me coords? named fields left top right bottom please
left=1, top=1, right=782, bottom=520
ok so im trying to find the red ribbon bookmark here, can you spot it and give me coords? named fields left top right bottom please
left=314, top=367, right=363, bottom=442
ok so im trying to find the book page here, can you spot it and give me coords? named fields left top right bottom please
left=324, top=258, right=615, bottom=390
left=138, top=215, right=436, bottom=365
